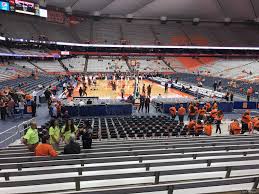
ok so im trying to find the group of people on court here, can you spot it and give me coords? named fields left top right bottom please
left=169, top=101, right=258, bottom=136
left=22, top=119, right=93, bottom=157
left=137, top=84, right=152, bottom=113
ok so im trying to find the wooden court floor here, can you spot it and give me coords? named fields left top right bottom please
left=72, top=79, right=193, bottom=99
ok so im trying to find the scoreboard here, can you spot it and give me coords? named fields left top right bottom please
left=0, top=0, right=47, bottom=17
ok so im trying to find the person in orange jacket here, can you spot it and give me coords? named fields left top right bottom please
left=195, top=120, right=204, bottom=136
left=253, top=117, right=259, bottom=131
left=241, top=111, right=251, bottom=134
left=204, top=121, right=212, bottom=136
left=215, top=110, right=224, bottom=134
left=188, top=104, right=197, bottom=121
left=169, top=105, right=177, bottom=121
left=197, top=106, right=206, bottom=120
left=178, top=104, right=186, bottom=124
left=188, top=119, right=196, bottom=131
left=229, top=119, right=241, bottom=135
left=210, top=108, right=218, bottom=122
left=35, top=135, right=58, bottom=157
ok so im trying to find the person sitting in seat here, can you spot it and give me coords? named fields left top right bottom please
left=63, top=134, right=81, bottom=154
left=35, top=135, right=58, bottom=157
left=229, top=119, right=241, bottom=135
left=22, top=122, right=39, bottom=152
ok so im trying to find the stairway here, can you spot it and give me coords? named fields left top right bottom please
left=162, top=58, right=176, bottom=72
left=58, top=59, right=69, bottom=72
left=28, top=61, right=47, bottom=73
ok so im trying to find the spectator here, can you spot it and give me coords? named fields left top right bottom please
left=0, top=99, right=7, bottom=120
left=62, top=119, right=78, bottom=144
left=253, top=116, right=259, bottom=131
left=7, top=98, right=15, bottom=118
left=215, top=110, right=224, bottom=134
left=197, top=106, right=206, bottom=120
left=178, top=104, right=186, bottom=124
left=195, top=120, right=204, bottom=136
left=22, top=122, right=39, bottom=152
left=204, top=121, right=212, bottom=136
left=169, top=105, right=177, bottom=121
left=210, top=108, right=218, bottom=122
left=213, top=81, right=217, bottom=91
left=121, top=87, right=125, bottom=99
left=78, top=121, right=93, bottom=149
left=19, top=99, right=25, bottom=118
left=147, top=85, right=152, bottom=97
left=188, top=119, right=196, bottom=131
left=138, top=95, right=145, bottom=112
left=63, top=134, right=81, bottom=154
left=145, top=96, right=150, bottom=113
left=35, top=135, right=58, bottom=157
left=48, top=119, right=61, bottom=150
left=229, top=119, right=241, bottom=135
left=62, top=110, right=70, bottom=120
left=79, top=87, right=83, bottom=97
left=188, top=104, right=197, bottom=121
left=164, top=82, right=168, bottom=93
left=241, top=111, right=251, bottom=134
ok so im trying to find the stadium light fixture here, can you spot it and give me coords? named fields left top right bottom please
left=126, top=14, right=133, bottom=22
left=192, top=18, right=200, bottom=25
left=160, top=16, right=167, bottom=24
left=224, top=17, right=231, bottom=25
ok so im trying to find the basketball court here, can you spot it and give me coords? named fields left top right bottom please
left=71, top=79, right=193, bottom=99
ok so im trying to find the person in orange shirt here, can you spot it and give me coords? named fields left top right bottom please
left=169, top=105, right=177, bottom=121
left=241, top=111, right=251, bottom=134
left=215, top=110, right=224, bottom=134
left=188, top=119, right=196, bottom=131
left=204, top=121, right=212, bottom=136
left=35, top=135, right=58, bottom=157
left=197, top=106, right=206, bottom=120
left=229, top=119, right=241, bottom=135
left=178, top=104, right=186, bottom=124
left=205, top=102, right=211, bottom=112
left=253, top=117, right=259, bottom=131
left=210, top=108, right=218, bottom=122
left=188, top=104, right=197, bottom=121
left=195, top=120, right=204, bottom=136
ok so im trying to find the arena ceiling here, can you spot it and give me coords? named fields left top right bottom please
left=38, top=0, right=259, bottom=21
